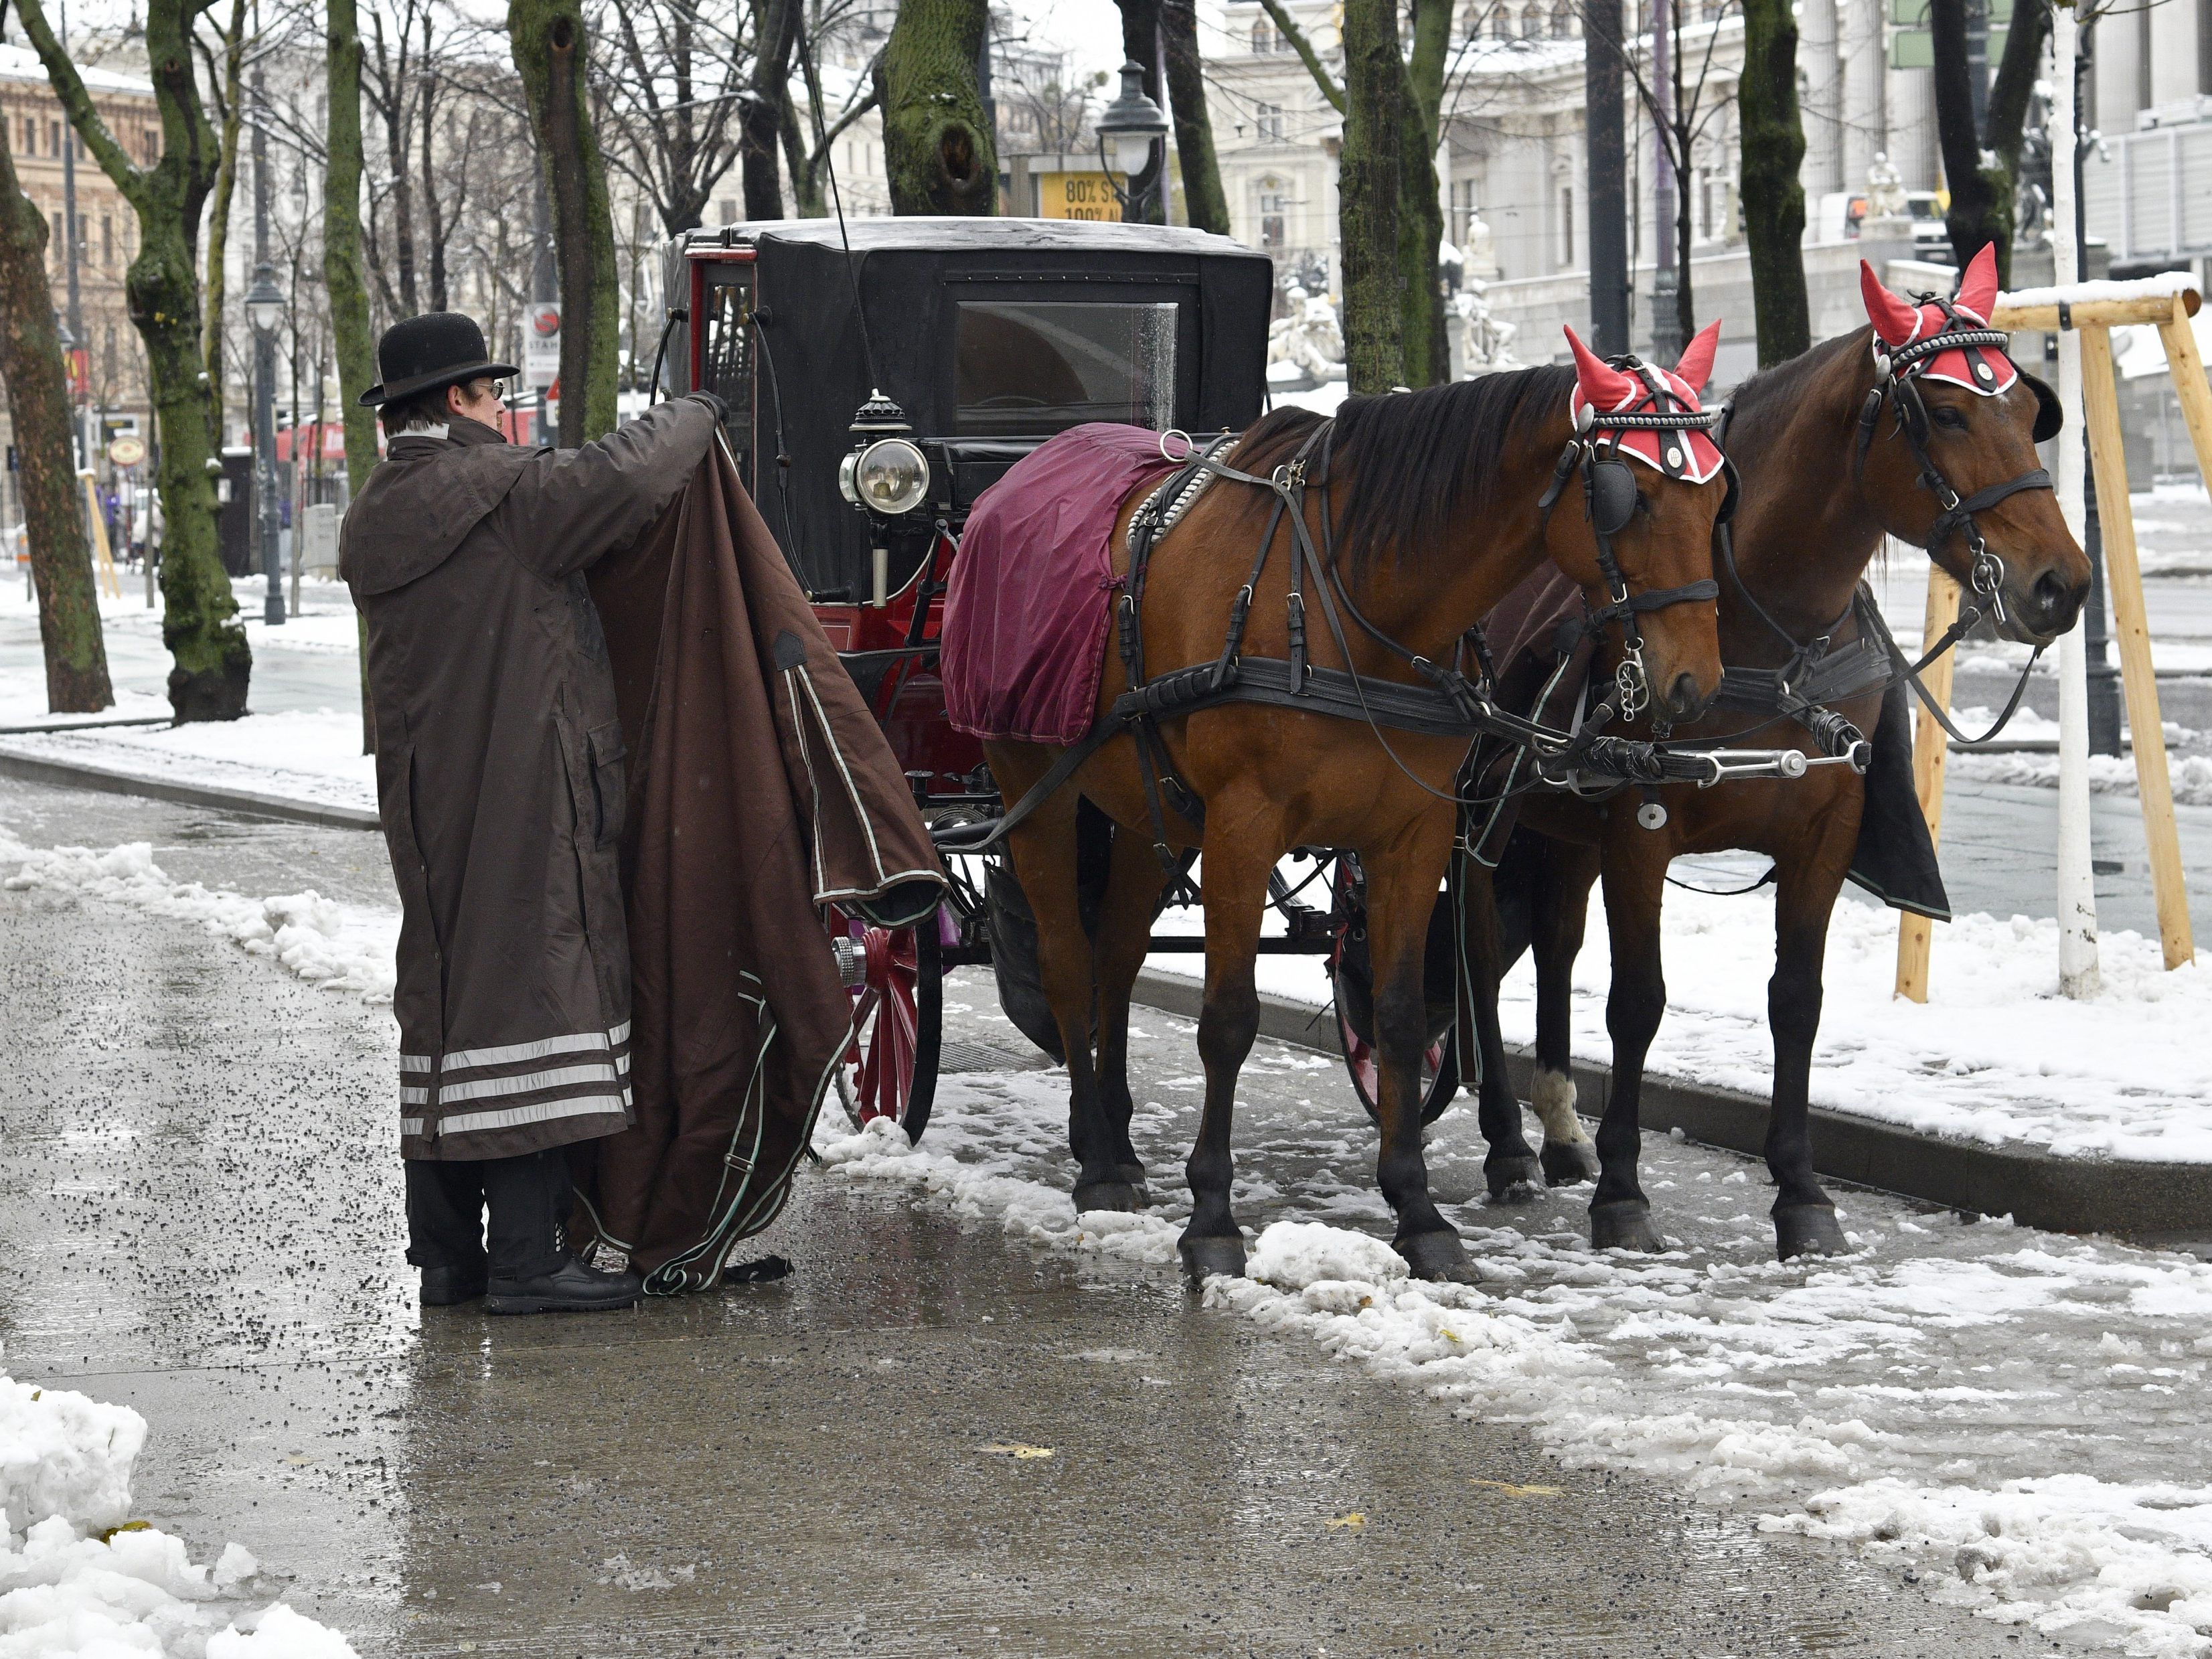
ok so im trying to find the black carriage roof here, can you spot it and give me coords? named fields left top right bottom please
left=684, top=216, right=1258, bottom=259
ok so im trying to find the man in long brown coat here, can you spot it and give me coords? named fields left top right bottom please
left=340, top=312, right=722, bottom=1314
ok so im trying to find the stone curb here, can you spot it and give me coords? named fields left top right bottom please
left=0, top=746, right=381, bottom=832
left=3, top=746, right=2203, bottom=1245
left=1131, top=968, right=2212, bottom=1244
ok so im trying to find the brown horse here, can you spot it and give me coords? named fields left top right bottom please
left=1459, top=251, right=2091, bottom=1261
left=984, top=333, right=1733, bottom=1284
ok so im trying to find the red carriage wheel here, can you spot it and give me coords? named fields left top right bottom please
left=833, top=913, right=943, bottom=1143
left=1330, top=985, right=1459, bottom=1129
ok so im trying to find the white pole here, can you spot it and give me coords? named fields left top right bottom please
left=2051, top=1, right=2102, bottom=998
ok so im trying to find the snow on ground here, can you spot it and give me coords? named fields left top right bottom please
left=6, top=801, right=2212, bottom=1654
left=0, top=709, right=378, bottom=815
left=1140, top=862, right=2212, bottom=1162
left=1951, top=742, right=2212, bottom=807
left=811, top=990, right=2212, bottom=1659
left=0, top=827, right=397, bottom=1004
left=1, top=1358, right=358, bottom=1656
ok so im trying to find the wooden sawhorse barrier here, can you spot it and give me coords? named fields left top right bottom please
left=1898, top=280, right=2199, bottom=998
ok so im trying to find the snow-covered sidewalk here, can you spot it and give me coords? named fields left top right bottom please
left=813, top=1055, right=2212, bottom=1659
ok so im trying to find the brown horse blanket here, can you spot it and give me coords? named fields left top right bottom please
left=578, top=436, right=946, bottom=1293
left=1465, top=565, right=1948, bottom=919
left=942, top=423, right=1182, bottom=743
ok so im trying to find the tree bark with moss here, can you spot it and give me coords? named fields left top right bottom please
left=1160, top=0, right=1229, bottom=235
left=1338, top=0, right=1403, bottom=392
left=325, top=0, right=378, bottom=752
left=511, top=0, right=620, bottom=443
left=878, top=0, right=995, bottom=216
left=1931, top=0, right=2050, bottom=284
left=17, top=0, right=248, bottom=721
left=0, top=102, right=109, bottom=713
left=1738, top=0, right=1810, bottom=364
left=1260, top=0, right=1444, bottom=387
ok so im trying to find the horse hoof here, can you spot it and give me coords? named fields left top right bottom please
left=1484, top=1154, right=1544, bottom=1200
left=1589, top=1200, right=1662, bottom=1253
left=1178, top=1232, right=1247, bottom=1282
left=1075, top=1180, right=1146, bottom=1215
left=1396, top=1229, right=1480, bottom=1283
left=1540, top=1140, right=1601, bottom=1187
left=1115, top=1163, right=1150, bottom=1201
left=1774, top=1204, right=1849, bottom=1261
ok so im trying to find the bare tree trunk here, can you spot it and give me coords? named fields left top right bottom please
left=878, top=0, right=995, bottom=216
left=325, top=0, right=379, bottom=753
left=19, top=0, right=247, bottom=722
left=511, top=0, right=621, bottom=443
left=742, top=0, right=797, bottom=220
left=202, top=0, right=246, bottom=439
left=0, top=113, right=108, bottom=712
left=1738, top=0, right=1810, bottom=364
left=1933, top=0, right=2049, bottom=282
left=1160, top=0, right=1227, bottom=234
left=1339, top=0, right=1403, bottom=392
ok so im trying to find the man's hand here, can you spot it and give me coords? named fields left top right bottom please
left=690, top=390, right=730, bottom=423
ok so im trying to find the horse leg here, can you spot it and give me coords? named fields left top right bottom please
left=1178, top=800, right=1279, bottom=1281
left=1092, top=824, right=1172, bottom=1196
left=1766, top=833, right=1855, bottom=1261
left=1589, top=836, right=1668, bottom=1253
left=1370, top=821, right=1478, bottom=1282
left=1532, top=838, right=1602, bottom=1187
left=1459, top=862, right=1543, bottom=1199
left=1004, top=803, right=1143, bottom=1214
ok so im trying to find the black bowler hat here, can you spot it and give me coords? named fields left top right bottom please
left=359, top=311, right=520, bottom=408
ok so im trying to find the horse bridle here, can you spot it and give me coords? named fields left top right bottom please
left=1538, top=356, right=1731, bottom=724
left=1851, top=298, right=2057, bottom=741
left=1853, top=298, right=2052, bottom=633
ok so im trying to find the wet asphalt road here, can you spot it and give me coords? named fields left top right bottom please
left=0, top=779, right=2059, bottom=1658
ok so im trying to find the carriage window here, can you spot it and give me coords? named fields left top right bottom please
left=955, top=301, right=1178, bottom=436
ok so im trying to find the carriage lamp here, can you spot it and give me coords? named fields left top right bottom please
left=1097, top=63, right=1169, bottom=184
left=841, top=389, right=930, bottom=606
left=843, top=438, right=929, bottom=519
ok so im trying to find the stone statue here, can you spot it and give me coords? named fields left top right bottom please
left=1451, top=277, right=1520, bottom=376
left=1867, top=151, right=1907, bottom=220
left=1267, top=285, right=1348, bottom=380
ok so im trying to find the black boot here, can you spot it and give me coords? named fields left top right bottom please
left=485, top=1255, right=642, bottom=1314
left=420, top=1263, right=489, bottom=1306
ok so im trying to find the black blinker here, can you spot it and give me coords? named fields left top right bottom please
left=1587, top=458, right=1640, bottom=538
left=2021, top=369, right=2063, bottom=443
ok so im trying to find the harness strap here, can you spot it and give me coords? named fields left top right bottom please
left=1925, top=468, right=2053, bottom=549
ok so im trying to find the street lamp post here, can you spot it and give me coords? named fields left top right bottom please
left=247, top=264, right=284, bottom=627
left=1095, top=63, right=1170, bottom=225
left=248, top=61, right=284, bottom=626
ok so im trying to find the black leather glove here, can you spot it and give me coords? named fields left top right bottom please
left=690, top=389, right=730, bottom=422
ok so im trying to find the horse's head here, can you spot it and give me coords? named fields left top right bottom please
left=1549, top=323, right=1730, bottom=726
left=1857, top=247, right=2089, bottom=644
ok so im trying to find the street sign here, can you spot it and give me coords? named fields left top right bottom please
left=522, top=301, right=561, bottom=390
left=108, top=434, right=146, bottom=468
left=1036, top=171, right=1123, bottom=222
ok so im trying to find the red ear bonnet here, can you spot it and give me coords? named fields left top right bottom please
left=1860, top=260, right=1922, bottom=347
left=1565, top=325, right=1636, bottom=410
left=1562, top=323, right=1725, bottom=483
left=1954, top=243, right=2000, bottom=323
left=1860, top=252, right=2018, bottom=395
left=1674, top=320, right=1720, bottom=395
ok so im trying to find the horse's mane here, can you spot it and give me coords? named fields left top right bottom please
left=1231, top=364, right=1576, bottom=569
left=1721, top=328, right=1863, bottom=455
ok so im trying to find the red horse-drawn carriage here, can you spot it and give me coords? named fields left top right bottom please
left=659, top=218, right=1460, bottom=1137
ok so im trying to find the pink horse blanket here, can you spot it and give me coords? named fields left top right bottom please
left=942, top=424, right=1182, bottom=744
